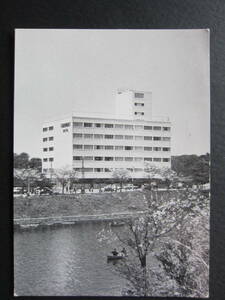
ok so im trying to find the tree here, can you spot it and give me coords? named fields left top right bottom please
left=112, top=169, right=131, bottom=191
left=144, top=163, right=161, bottom=188
left=53, top=166, right=78, bottom=194
left=171, top=153, right=210, bottom=184
left=14, top=168, right=41, bottom=193
left=14, top=152, right=29, bottom=169
left=29, top=157, right=42, bottom=172
left=97, top=188, right=209, bottom=296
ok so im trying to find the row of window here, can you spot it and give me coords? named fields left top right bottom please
left=43, top=123, right=170, bottom=132
left=73, top=166, right=164, bottom=173
left=73, top=156, right=170, bottom=162
left=43, top=136, right=54, bottom=142
left=73, top=144, right=170, bottom=151
left=43, top=147, right=54, bottom=152
left=73, top=122, right=170, bottom=131
left=43, top=126, right=54, bottom=132
left=43, top=157, right=54, bottom=162
left=73, top=133, right=171, bottom=141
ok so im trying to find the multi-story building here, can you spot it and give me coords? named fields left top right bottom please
left=42, top=89, right=171, bottom=179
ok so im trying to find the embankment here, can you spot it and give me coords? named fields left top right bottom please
left=14, top=191, right=149, bottom=228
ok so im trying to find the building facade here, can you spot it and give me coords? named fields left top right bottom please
left=42, top=90, right=171, bottom=179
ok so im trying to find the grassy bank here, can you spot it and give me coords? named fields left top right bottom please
left=14, top=191, right=149, bottom=219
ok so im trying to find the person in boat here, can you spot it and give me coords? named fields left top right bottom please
left=121, top=247, right=127, bottom=256
left=111, top=248, right=119, bottom=256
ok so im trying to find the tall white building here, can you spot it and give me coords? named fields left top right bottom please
left=42, top=89, right=171, bottom=179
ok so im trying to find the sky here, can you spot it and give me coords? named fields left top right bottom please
left=14, top=29, right=210, bottom=158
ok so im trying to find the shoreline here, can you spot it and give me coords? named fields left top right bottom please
left=14, top=210, right=147, bottom=229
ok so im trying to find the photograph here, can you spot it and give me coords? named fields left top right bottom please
left=14, top=29, right=210, bottom=297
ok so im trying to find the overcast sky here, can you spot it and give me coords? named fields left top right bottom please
left=14, top=29, right=210, bottom=158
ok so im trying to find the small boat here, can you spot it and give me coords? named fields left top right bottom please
left=107, top=255, right=125, bottom=261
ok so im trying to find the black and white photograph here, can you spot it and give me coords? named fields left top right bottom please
left=14, top=29, right=210, bottom=297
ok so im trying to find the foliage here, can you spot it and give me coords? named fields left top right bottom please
left=97, top=189, right=209, bottom=297
left=171, top=153, right=210, bottom=184
left=14, top=152, right=42, bottom=171
left=112, top=169, right=131, bottom=189
left=14, top=168, right=41, bottom=193
left=53, top=165, right=78, bottom=194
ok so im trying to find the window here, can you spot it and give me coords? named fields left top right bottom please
left=84, top=122, right=92, bottom=127
left=94, top=145, right=104, bottom=150
left=73, top=144, right=83, bottom=149
left=144, top=147, right=152, bottom=151
left=43, top=138, right=48, bottom=142
left=134, top=103, right=144, bottom=106
left=94, top=168, right=103, bottom=172
left=153, top=158, right=161, bottom=162
left=163, top=147, right=170, bottom=151
left=84, top=168, right=93, bottom=172
left=124, top=125, right=133, bottom=129
left=105, top=157, right=113, bottom=161
left=73, top=122, right=83, bottom=127
left=134, top=92, right=144, bottom=98
left=43, top=148, right=48, bottom=152
left=115, top=157, right=123, bottom=161
left=135, top=136, right=143, bottom=140
left=115, top=124, right=124, bottom=129
left=95, top=123, right=102, bottom=128
left=73, top=133, right=82, bottom=138
left=49, top=137, right=54, bottom=141
left=127, top=168, right=133, bottom=172
left=105, top=145, right=114, bottom=150
left=135, top=125, right=143, bottom=130
left=43, top=127, right=48, bottom=132
left=125, top=135, right=133, bottom=140
left=134, top=157, right=143, bottom=161
left=144, top=157, right=152, bottom=161
left=63, top=129, right=68, bottom=133
left=153, top=126, right=161, bottom=130
left=135, top=146, right=143, bottom=151
left=74, top=168, right=81, bottom=172
left=144, top=126, right=152, bottom=130
left=43, top=158, right=48, bottom=162
left=49, top=157, right=54, bottom=162
left=125, top=157, right=133, bottom=161
left=43, top=168, right=47, bottom=172
left=105, top=135, right=113, bottom=139
left=163, top=158, right=170, bottom=162
left=125, top=146, right=133, bottom=150
left=153, top=147, right=161, bottom=151
left=84, top=134, right=93, bottom=139
left=84, top=145, right=93, bottom=150
left=49, top=147, right=54, bottom=151
left=144, top=136, right=152, bottom=140
left=134, top=112, right=144, bottom=116
left=94, top=134, right=103, bottom=139
left=115, top=135, right=123, bottom=140
left=105, top=168, right=111, bottom=172
left=162, top=137, right=171, bottom=141
left=163, top=127, right=170, bottom=131
left=61, top=122, right=70, bottom=128
left=95, top=157, right=103, bottom=161
left=73, top=156, right=82, bottom=160
left=84, top=156, right=93, bottom=160
left=153, top=136, right=161, bottom=141
left=105, top=124, right=113, bottom=128
left=115, top=146, right=123, bottom=150
left=49, top=126, right=54, bottom=131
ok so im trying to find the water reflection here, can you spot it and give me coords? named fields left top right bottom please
left=14, top=222, right=127, bottom=296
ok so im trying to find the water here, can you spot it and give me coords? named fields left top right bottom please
left=14, top=222, right=127, bottom=296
